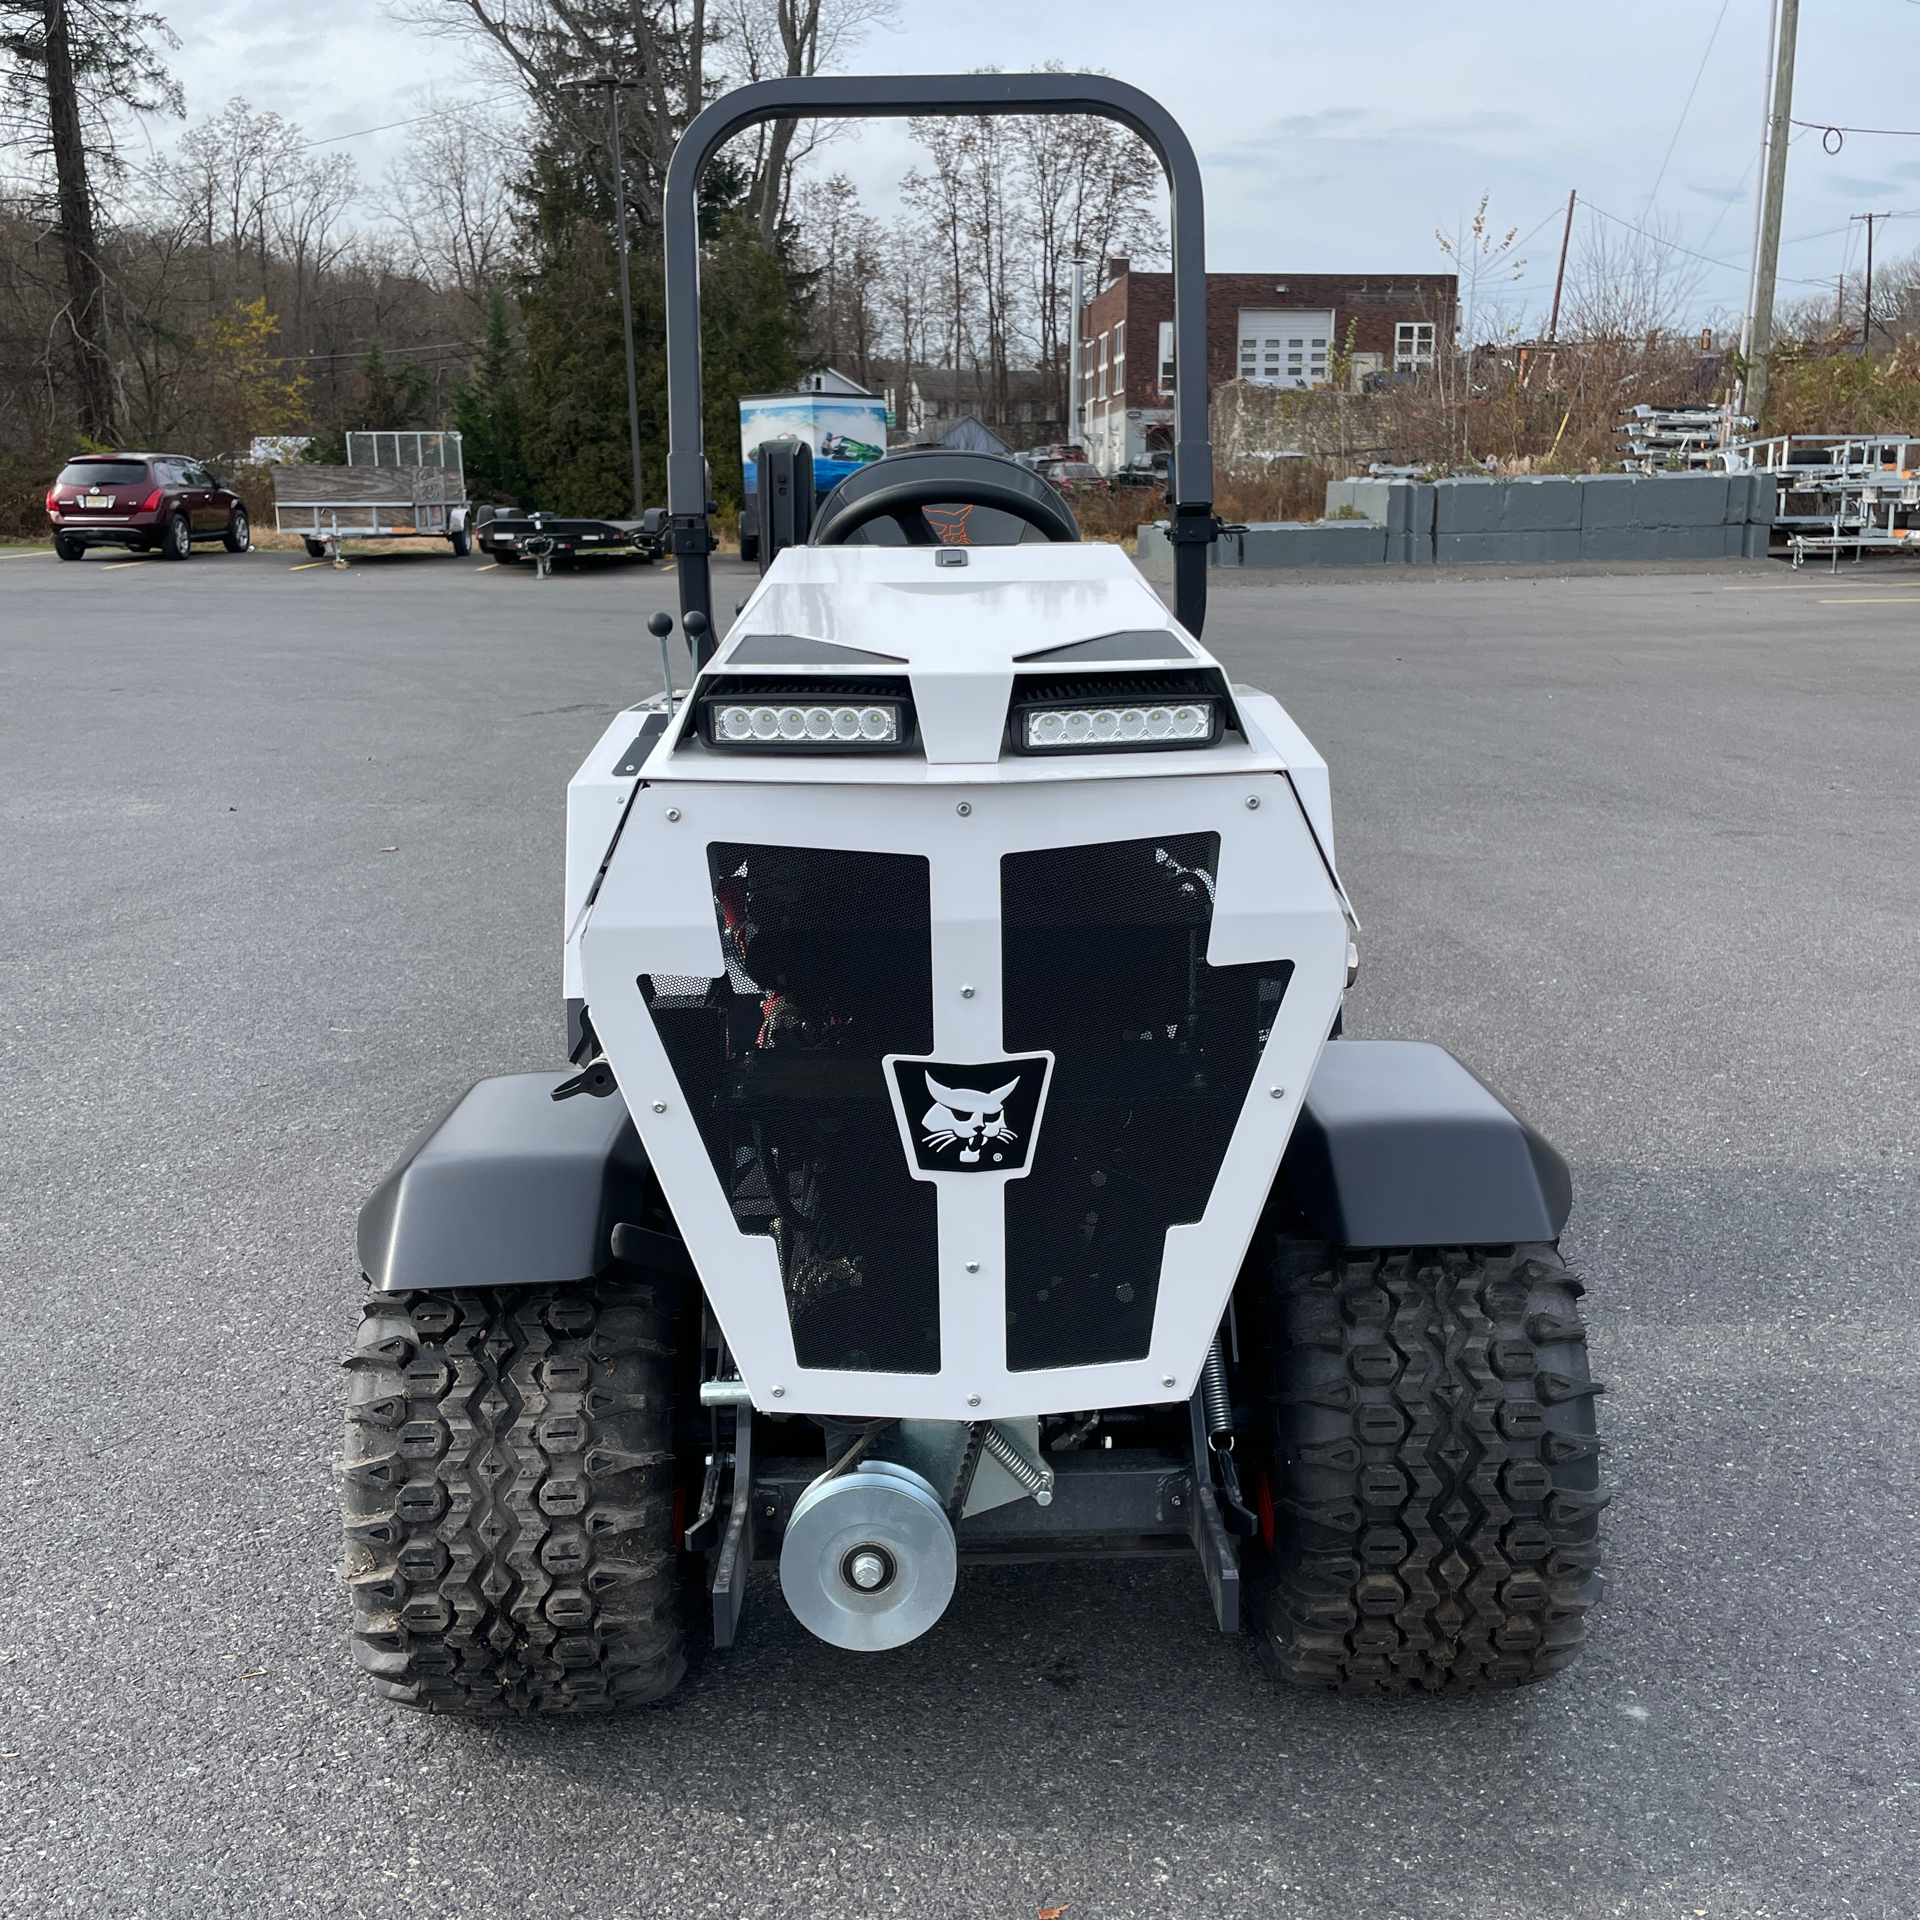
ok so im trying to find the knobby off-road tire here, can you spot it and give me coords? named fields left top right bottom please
left=1263, top=1241, right=1607, bottom=1693
left=341, top=1280, right=687, bottom=1715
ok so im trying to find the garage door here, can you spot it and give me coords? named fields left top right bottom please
left=1237, top=309, right=1335, bottom=389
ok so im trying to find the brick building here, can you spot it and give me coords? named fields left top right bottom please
left=1078, top=261, right=1459, bottom=473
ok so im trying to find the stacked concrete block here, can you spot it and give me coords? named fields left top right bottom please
left=1575, top=471, right=1759, bottom=560
left=1733, top=472, right=1778, bottom=557
left=1325, top=478, right=1434, bottom=562
left=1135, top=519, right=1388, bottom=566
left=1431, top=475, right=1581, bottom=564
left=1141, top=469, right=1775, bottom=568
left=1216, top=521, right=1388, bottom=567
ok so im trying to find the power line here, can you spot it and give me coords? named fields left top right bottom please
left=1580, top=196, right=1835, bottom=288
left=1641, top=0, right=1733, bottom=222
left=1793, top=118, right=1920, bottom=153
left=295, top=94, right=520, bottom=151
left=260, top=341, right=473, bottom=364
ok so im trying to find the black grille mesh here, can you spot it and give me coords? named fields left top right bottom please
left=1001, top=834, right=1290, bottom=1371
left=641, top=843, right=939, bottom=1374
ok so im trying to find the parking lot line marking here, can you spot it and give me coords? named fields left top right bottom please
left=476, top=562, right=497, bottom=572
left=0, top=549, right=53, bottom=559
left=102, top=560, right=149, bottom=570
left=1817, top=596, right=1920, bottom=604
left=290, top=561, right=330, bottom=571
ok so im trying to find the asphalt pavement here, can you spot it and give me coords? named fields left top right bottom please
left=0, top=538, right=1915, bottom=1919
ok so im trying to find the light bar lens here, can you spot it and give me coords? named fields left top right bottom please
left=1023, top=701, right=1214, bottom=749
left=711, top=701, right=902, bottom=747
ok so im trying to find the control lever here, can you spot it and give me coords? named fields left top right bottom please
left=550, top=1055, right=617, bottom=1100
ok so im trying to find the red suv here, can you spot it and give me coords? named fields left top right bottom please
left=46, top=454, right=251, bottom=561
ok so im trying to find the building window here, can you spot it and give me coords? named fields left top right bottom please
left=1111, top=320, right=1125, bottom=403
left=1097, top=331, right=1109, bottom=401
left=1395, top=322, right=1436, bottom=370
left=1157, top=320, right=1175, bottom=391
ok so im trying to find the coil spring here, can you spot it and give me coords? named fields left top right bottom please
left=1201, top=1332, right=1233, bottom=1445
left=978, top=1423, right=1055, bottom=1506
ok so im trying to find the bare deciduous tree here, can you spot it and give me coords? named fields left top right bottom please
left=798, top=77, right=1164, bottom=437
left=384, top=95, right=521, bottom=319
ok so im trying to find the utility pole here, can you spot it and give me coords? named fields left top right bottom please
left=1851, top=211, right=1892, bottom=352
left=1520, top=191, right=1576, bottom=393
left=1067, top=257, right=1086, bottom=452
left=1746, top=0, right=1799, bottom=423
left=1546, top=189, right=1577, bottom=345
left=574, top=75, right=646, bottom=520
left=1738, top=0, right=1780, bottom=401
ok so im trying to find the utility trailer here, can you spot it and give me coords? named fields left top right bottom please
left=474, top=504, right=669, bottom=570
left=272, top=430, right=473, bottom=562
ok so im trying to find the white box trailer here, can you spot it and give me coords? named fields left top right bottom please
left=272, top=430, right=473, bottom=561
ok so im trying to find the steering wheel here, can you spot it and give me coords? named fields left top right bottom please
left=810, top=449, right=1081, bottom=547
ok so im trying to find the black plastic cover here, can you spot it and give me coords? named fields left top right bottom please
left=358, top=1073, right=650, bottom=1292
left=1281, top=1040, right=1572, bottom=1248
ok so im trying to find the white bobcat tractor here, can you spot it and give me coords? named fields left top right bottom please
left=341, top=74, right=1606, bottom=1714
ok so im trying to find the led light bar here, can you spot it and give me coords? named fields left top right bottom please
left=699, top=693, right=912, bottom=752
left=1015, top=697, right=1220, bottom=753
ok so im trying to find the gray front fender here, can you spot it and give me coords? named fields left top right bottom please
left=357, top=1074, right=649, bottom=1292
left=1280, top=1040, right=1572, bottom=1249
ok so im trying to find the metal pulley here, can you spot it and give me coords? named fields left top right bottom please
left=778, top=1460, right=957, bottom=1651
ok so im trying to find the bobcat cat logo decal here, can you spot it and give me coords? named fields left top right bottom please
left=885, top=1054, right=1052, bottom=1178
left=919, top=1074, right=1021, bottom=1164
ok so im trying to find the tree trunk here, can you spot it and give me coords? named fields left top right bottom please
left=686, top=0, right=705, bottom=124
left=44, top=0, right=117, bottom=441
left=758, top=118, right=796, bottom=250
left=756, top=0, right=820, bottom=250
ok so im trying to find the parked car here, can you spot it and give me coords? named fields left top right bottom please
left=1036, top=458, right=1109, bottom=497
left=1109, top=462, right=1170, bottom=492
left=45, top=454, right=251, bottom=561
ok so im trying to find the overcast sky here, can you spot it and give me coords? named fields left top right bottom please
left=159, top=0, right=1920, bottom=332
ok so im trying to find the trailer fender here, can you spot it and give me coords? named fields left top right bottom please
left=357, top=1073, right=650, bottom=1292
left=1279, top=1040, right=1572, bottom=1248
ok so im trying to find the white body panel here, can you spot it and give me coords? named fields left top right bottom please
left=569, top=543, right=1352, bottom=1420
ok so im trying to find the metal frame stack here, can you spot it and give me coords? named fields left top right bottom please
left=1745, top=433, right=1920, bottom=569
left=1615, top=405, right=1753, bottom=472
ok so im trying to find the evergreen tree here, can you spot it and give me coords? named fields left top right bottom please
left=513, top=150, right=807, bottom=519
left=452, top=289, right=531, bottom=505
left=359, top=340, right=432, bottom=430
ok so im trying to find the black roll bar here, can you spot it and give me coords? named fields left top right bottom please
left=662, top=73, right=1215, bottom=657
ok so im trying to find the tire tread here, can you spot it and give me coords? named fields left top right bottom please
left=340, top=1281, right=686, bottom=1715
left=1262, top=1241, right=1607, bottom=1694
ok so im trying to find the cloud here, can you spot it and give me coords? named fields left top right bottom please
left=1827, top=174, right=1906, bottom=197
